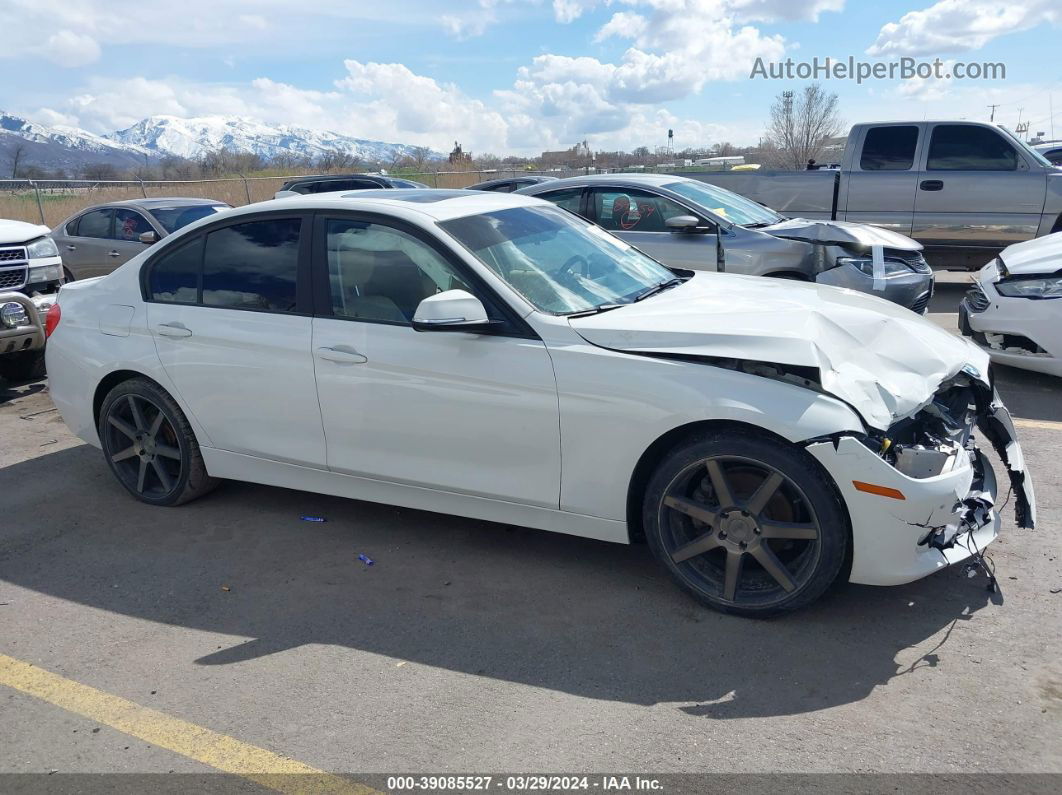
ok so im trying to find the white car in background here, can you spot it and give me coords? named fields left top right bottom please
left=45, top=190, right=1035, bottom=616
left=960, top=233, right=1062, bottom=378
left=0, top=219, right=64, bottom=381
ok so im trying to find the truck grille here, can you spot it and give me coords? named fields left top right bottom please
left=966, top=283, right=990, bottom=312
left=0, top=247, right=28, bottom=263
left=0, top=265, right=28, bottom=290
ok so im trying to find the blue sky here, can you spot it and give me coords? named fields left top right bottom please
left=3, top=0, right=1060, bottom=154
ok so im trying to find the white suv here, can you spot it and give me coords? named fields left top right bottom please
left=0, top=219, right=64, bottom=381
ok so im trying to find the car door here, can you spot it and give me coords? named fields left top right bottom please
left=145, top=212, right=326, bottom=467
left=57, top=208, right=115, bottom=279
left=586, top=187, right=720, bottom=271
left=310, top=213, right=561, bottom=507
left=109, top=208, right=157, bottom=267
left=841, top=124, right=921, bottom=236
left=913, top=123, right=1047, bottom=248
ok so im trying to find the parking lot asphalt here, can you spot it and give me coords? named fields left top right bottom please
left=1, top=278, right=1060, bottom=783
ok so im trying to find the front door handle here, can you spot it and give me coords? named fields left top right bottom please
left=919, top=180, right=944, bottom=191
left=316, top=346, right=367, bottom=364
left=65, top=245, right=77, bottom=251
left=155, top=322, right=192, bottom=338
left=108, top=250, right=121, bottom=257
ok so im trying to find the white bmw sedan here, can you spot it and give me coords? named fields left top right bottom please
left=45, top=189, right=1036, bottom=616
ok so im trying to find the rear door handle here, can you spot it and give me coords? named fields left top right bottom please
left=65, top=245, right=77, bottom=251
left=108, top=250, right=121, bottom=257
left=919, top=180, right=944, bottom=191
left=316, top=346, right=367, bottom=364
left=155, top=322, right=192, bottom=338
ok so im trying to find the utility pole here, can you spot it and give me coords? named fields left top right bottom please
left=987, top=104, right=999, bottom=122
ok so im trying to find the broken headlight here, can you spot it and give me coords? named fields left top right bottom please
left=836, top=256, right=916, bottom=278
left=995, top=276, right=1062, bottom=299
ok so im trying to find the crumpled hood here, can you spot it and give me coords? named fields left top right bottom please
left=569, top=272, right=988, bottom=431
left=762, top=218, right=923, bottom=251
left=0, top=219, right=50, bottom=245
left=999, top=231, right=1062, bottom=275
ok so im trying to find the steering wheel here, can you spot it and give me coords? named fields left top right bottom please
left=558, top=254, right=589, bottom=279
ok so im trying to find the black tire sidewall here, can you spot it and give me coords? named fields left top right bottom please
left=98, top=379, right=194, bottom=507
left=643, top=430, right=848, bottom=617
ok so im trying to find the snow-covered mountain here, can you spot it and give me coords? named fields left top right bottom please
left=1, top=112, right=152, bottom=173
left=0, top=111, right=441, bottom=175
left=109, top=115, right=439, bottom=163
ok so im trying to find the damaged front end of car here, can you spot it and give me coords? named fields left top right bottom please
left=803, top=368, right=1035, bottom=585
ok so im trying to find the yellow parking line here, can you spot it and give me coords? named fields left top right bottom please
left=0, top=653, right=376, bottom=794
left=1014, top=418, right=1062, bottom=432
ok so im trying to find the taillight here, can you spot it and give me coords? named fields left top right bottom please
left=44, top=303, right=61, bottom=338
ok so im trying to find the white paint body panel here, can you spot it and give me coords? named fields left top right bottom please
left=966, top=247, right=1062, bottom=377
left=45, top=191, right=1013, bottom=590
left=312, top=317, right=561, bottom=506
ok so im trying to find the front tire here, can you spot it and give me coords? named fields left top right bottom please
left=98, top=378, right=218, bottom=506
left=643, top=429, right=847, bottom=617
left=0, top=350, right=46, bottom=382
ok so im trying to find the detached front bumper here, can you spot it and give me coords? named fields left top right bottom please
left=806, top=393, right=1034, bottom=586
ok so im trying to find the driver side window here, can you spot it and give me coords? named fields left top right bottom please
left=325, top=219, right=470, bottom=324
left=590, top=188, right=689, bottom=232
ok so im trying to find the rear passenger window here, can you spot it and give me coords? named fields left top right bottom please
left=927, top=125, right=1018, bottom=171
left=148, top=238, right=201, bottom=304
left=536, top=188, right=583, bottom=215
left=202, top=218, right=300, bottom=311
left=75, top=209, right=112, bottom=239
left=860, top=126, right=918, bottom=171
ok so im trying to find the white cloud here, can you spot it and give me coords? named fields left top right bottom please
left=440, top=0, right=515, bottom=39
left=552, top=0, right=602, bottom=23
left=43, top=30, right=101, bottom=67
left=868, top=0, right=1059, bottom=57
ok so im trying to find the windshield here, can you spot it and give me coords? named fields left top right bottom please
left=149, top=204, right=228, bottom=234
left=440, top=206, right=677, bottom=314
left=663, top=180, right=783, bottom=226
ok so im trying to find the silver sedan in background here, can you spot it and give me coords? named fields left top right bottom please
left=52, top=198, right=230, bottom=280
left=517, top=174, right=934, bottom=312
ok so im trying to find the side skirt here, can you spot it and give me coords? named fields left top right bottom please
left=201, top=448, right=629, bottom=544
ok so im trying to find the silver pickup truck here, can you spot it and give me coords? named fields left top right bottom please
left=688, top=121, right=1062, bottom=269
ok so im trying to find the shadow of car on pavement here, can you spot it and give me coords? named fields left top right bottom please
left=0, top=445, right=998, bottom=720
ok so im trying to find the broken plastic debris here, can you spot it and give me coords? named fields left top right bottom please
left=221, top=585, right=231, bottom=592
left=357, top=554, right=374, bottom=566
left=300, top=516, right=326, bottom=522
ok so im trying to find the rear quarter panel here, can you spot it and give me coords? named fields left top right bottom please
left=45, top=259, right=211, bottom=449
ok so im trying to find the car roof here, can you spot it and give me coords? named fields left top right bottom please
left=224, top=188, right=548, bottom=223
left=98, top=197, right=229, bottom=209
left=519, top=173, right=688, bottom=190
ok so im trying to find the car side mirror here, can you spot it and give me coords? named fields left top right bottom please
left=412, top=290, right=499, bottom=333
left=665, top=215, right=702, bottom=232
left=139, top=231, right=158, bottom=244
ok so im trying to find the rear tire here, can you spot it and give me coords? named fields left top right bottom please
left=98, top=378, right=218, bottom=506
left=643, top=429, right=847, bottom=617
left=0, top=350, right=46, bottom=382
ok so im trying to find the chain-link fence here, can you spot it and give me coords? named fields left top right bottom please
left=0, top=169, right=591, bottom=227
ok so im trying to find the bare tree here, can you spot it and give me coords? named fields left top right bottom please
left=9, top=142, right=27, bottom=178
left=81, top=162, right=120, bottom=180
left=762, top=83, right=842, bottom=170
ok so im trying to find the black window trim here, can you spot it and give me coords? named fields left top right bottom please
left=140, top=209, right=314, bottom=317
left=309, top=210, right=539, bottom=340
